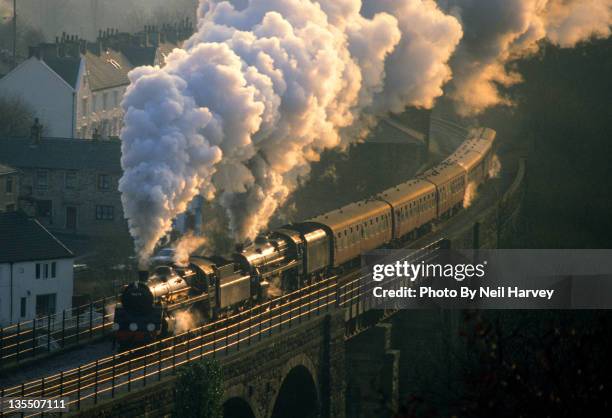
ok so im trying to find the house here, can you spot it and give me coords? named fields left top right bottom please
left=0, top=135, right=127, bottom=239
left=0, top=52, right=83, bottom=138
left=0, top=23, right=191, bottom=140
left=0, top=163, right=18, bottom=212
left=0, top=211, right=74, bottom=326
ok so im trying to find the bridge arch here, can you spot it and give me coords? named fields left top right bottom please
left=223, top=396, right=256, bottom=418
left=270, top=355, right=320, bottom=418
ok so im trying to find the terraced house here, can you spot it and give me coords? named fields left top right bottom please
left=0, top=23, right=191, bottom=139
left=0, top=135, right=126, bottom=241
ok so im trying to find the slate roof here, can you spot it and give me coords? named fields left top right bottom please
left=120, top=46, right=157, bottom=67
left=0, top=137, right=122, bottom=173
left=0, top=163, right=17, bottom=175
left=120, top=42, right=178, bottom=67
left=43, top=56, right=81, bottom=89
left=0, top=211, right=74, bottom=263
left=84, top=49, right=133, bottom=91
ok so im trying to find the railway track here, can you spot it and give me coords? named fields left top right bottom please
left=0, top=297, right=117, bottom=370
left=0, top=242, right=444, bottom=416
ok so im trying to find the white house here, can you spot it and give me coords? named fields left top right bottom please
left=0, top=55, right=82, bottom=138
left=0, top=211, right=74, bottom=327
left=0, top=26, right=189, bottom=140
left=0, top=39, right=132, bottom=139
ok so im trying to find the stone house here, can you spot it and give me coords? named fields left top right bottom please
left=0, top=136, right=127, bottom=239
left=0, top=163, right=18, bottom=212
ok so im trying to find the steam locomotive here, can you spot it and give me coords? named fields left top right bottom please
left=113, top=128, right=497, bottom=348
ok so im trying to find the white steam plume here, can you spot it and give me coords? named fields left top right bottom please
left=439, top=0, right=612, bottom=115
left=463, top=181, right=478, bottom=208
left=173, top=233, right=207, bottom=266
left=120, top=0, right=462, bottom=263
left=488, top=154, right=502, bottom=179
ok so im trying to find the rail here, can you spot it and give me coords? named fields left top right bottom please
left=0, top=296, right=119, bottom=368
left=0, top=240, right=446, bottom=415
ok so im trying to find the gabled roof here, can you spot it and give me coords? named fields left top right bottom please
left=0, top=136, right=121, bottom=173
left=0, top=163, right=17, bottom=175
left=0, top=211, right=73, bottom=263
left=43, top=56, right=82, bottom=89
left=84, top=49, right=133, bottom=91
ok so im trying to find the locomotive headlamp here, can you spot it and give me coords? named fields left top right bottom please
left=146, top=323, right=156, bottom=332
left=129, top=322, right=138, bottom=331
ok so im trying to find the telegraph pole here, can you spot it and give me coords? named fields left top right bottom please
left=12, top=0, right=17, bottom=68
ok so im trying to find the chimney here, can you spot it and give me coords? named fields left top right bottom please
left=30, top=118, right=43, bottom=145
left=138, top=270, right=149, bottom=282
left=28, top=46, right=40, bottom=59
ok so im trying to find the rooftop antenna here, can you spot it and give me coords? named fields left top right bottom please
left=12, top=0, right=17, bottom=68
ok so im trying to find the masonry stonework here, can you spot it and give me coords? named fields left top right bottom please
left=72, top=311, right=346, bottom=418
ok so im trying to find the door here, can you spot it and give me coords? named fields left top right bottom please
left=66, top=206, right=77, bottom=230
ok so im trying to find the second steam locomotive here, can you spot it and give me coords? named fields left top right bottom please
left=114, top=128, right=497, bottom=348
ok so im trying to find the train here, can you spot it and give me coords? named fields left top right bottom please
left=113, top=127, right=497, bottom=348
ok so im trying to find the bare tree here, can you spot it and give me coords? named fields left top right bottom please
left=0, top=95, right=36, bottom=137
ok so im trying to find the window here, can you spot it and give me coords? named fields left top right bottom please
left=103, top=93, right=108, bottom=110
left=20, top=297, right=26, bottom=318
left=35, top=262, right=56, bottom=279
left=5, top=175, right=12, bottom=193
left=113, top=90, right=119, bottom=107
left=65, top=171, right=77, bottom=189
left=98, top=174, right=110, bottom=190
left=92, top=94, right=97, bottom=112
left=36, top=170, right=48, bottom=189
left=95, top=205, right=114, bottom=220
left=81, top=97, right=88, bottom=116
left=36, top=294, right=57, bottom=317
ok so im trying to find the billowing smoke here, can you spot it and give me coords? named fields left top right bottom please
left=172, top=309, right=201, bottom=334
left=488, top=154, right=502, bottom=179
left=463, top=181, right=478, bottom=208
left=362, top=0, right=463, bottom=112
left=439, top=0, right=612, bottom=115
left=121, top=0, right=612, bottom=264
left=120, top=0, right=462, bottom=263
left=105, top=302, right=117, bottom=324
left=173, top=233, right=207, bottom=266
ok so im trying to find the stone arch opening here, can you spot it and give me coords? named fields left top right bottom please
left=223, top=397, right=256, bottom=418
left=271, top=365, right=319, bottom=418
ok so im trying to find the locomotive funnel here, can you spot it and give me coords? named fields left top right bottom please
left=138, top=270, right=149, bottom=282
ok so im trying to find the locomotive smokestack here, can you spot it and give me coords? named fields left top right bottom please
left=138, top=270, right=148, bottom=283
